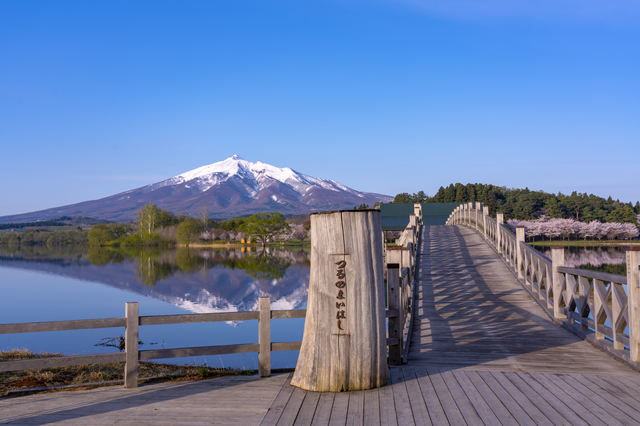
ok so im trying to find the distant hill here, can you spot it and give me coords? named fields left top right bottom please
left=0, top=156, right=392, bottom=223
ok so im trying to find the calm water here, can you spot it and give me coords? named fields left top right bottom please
left=534, top=246, right=627, bottom=276
left=0, top=245, right=309, bottom=369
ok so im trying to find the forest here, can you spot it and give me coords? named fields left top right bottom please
left=393, top=183, right=640, bottom=225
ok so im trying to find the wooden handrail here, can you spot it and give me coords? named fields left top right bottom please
left=447, top=206, right=640, bottom=366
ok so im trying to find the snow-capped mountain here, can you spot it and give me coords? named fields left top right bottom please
left=1, top=155, right=392, bottom=222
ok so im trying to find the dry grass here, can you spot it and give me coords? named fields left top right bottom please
left=1, top=349, right=253, bottom=396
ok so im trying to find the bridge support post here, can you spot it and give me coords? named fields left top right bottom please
left=627, top=248, right=640, bottom=362
left=516, top=227, right=525, bottom=279
left=496, top=213, right=504, bottom=254
left=551, top=247, right=567, bottom=321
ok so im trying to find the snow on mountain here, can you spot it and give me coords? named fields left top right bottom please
left=0, top=155, right=392, bottom=222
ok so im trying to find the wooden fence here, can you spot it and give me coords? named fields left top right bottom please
left=386, top=209, right=420, bottom=365
left=447, top=203, right=640, bottom=368
left=0, top=298, right=304, bottom=388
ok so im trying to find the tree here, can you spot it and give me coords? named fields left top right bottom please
left=176, top=218, right=202, bottom=246
left=239, top=212, right=291, bottom=248
left=88, top=224, right=116, bottom=246
left=137, top=204, right=161, bottom=234
left=289, top=223, right=308, bottom=244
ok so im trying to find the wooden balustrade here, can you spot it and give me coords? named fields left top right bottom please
left=386, top=210, right=421, bottom=365
left=446, top=207, right=640, bottom=367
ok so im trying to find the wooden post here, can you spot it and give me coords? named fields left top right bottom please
left=387, top=263, right=402, bottom=365
left=497, top=213, right=504, bottom=253
left=124, top=302, right=139, bottom=389
left=291, top=210, right=387, bottom=392
left=551, top=247, right=566, bottom=321
left=627, top=248, right=640, bottom=362
left=483, top=206, right=488, bottom=239
left=259, top=297, right=271, bottom=377
left=516, top=227, right=525, bottom=279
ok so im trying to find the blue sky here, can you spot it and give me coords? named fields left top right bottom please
left=1, top=0, right=639, bottom=216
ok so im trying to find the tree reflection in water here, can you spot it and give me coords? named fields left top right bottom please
left=82, top=246, right=308, bottom=286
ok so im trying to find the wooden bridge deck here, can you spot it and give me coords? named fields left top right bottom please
left=3, top=225, right=640, bottom=425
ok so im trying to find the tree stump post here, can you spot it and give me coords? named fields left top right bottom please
left=291, top=210, right=387, bottom=392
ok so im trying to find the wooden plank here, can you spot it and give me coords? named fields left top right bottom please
left=363, top=388, right=381, bottom=426
left=125, top=302, right=139, bottom=388
left=277, top=387, right=307, bottom=426
left=0, top=317, right=125, bottom=334
left=510, top=372, right=590, bottom=426
left=140, top=311, right=259, bottom=325
left=540, top=373, right=628, bottom=426
left=346, top=391, right=364, bottom=426
left=413, top=368, right=449, bottom=426
left=401, top=368, right=432, bottom=426
left=388, top=368, right=415, bottom=426
left=559, top=374, right=640, bottom=425
left=294, top=391, right=321, bottom=426
left=520, top=373, right=608, bottom=426
left=310, top=393, right=335, bottom=426
left=261, top=373, right=296, bottom=426
left=595, top=374, right=640, bottom=405
left=272, top=342, right=302, bottom=352
left=474, top=370, right=536, bottom=426
left=0, top=352, right=126, bottom=372
left=272, top=310, right=307, bottom=319
left=572, top=374, right=640, bottom=419
left=378, top=378, right=398, bottom=426
left=438, top=369, right=483, bottom=426
left=139, top=343, right=260, bottom=360
left=425, top=368, right=465, bottom=426
left=329, top=392, right=350, bottom=426
left=260, top=297, right=271, bottom=378
left=463, top=371, right=519, bottom=426
left=450, top=369, right=501, bottom=426
left=558, top=267, right=627, bottom=285
left=488, top=371, right=559, bottom=425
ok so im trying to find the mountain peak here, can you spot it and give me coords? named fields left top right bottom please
left=0, top=156, right=392, bottom=222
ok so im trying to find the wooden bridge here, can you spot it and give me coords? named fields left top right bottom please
left=3, top=206, right=640, bottom=425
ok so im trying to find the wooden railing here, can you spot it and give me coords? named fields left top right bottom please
left=386, top=210, right=420, bottom=365
left=447, top=204, right=640, bottom=367
left=0, top=298, right=304, bottom=388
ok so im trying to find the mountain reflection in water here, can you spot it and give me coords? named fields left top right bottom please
left=0, top=245, right=310, bottom=314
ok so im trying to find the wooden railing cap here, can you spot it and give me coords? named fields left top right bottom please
left=626, top=246, right=640, bottom=252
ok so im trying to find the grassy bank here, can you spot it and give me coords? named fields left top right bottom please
left=1, top=349, right=253, bottom=397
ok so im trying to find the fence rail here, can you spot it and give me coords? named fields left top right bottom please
left=447, top=203, right=640, bottom=368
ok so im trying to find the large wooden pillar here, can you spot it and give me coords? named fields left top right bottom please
left=291, top=210, right=387, bottom=392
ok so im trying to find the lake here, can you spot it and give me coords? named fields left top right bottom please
left=0, top=245, right=309, bottom=370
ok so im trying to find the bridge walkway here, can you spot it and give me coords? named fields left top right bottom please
left=258, top=225, right=640, bottom=425
left=3, top=225, right=640, bottom=425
